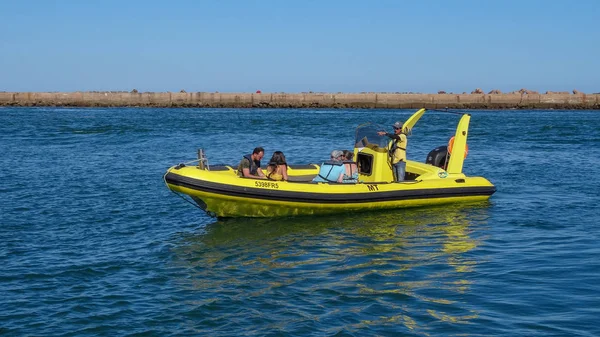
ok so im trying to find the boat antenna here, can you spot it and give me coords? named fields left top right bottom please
left=197, top=148, right=210, bottom=170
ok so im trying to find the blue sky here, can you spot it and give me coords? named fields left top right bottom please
left=1, top=0, right=598, bottom=93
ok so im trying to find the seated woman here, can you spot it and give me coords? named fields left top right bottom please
left=342, top=150, right=358, bottom=183
left=312, top=150, right=346, bottom=183
left=266, top=151, right=289, bottom=181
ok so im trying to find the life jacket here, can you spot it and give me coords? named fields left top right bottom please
left=238, top=154, right=261, bottom=177
left=315, top=161, right=345, bottom=182
left=388, top=134, right=407, bottom=164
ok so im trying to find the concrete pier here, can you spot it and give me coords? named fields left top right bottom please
left=1, top=91, right=599, bottom=109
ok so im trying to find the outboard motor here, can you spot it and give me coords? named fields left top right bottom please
left=426, top=145, right=449, bottom=169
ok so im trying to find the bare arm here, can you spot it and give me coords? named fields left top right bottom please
left=242, top=167, right=266, bottom=179
left=281, top=165, right=288, bottom=181
left=377, top=131, right=400, bottom=140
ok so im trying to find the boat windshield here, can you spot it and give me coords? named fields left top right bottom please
left=354, top=123, right=390, bottom=149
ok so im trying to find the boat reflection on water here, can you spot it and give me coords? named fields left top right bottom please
left=171, top=202, right=492, bottom=332
left=179, top=201, right=490, bottom=258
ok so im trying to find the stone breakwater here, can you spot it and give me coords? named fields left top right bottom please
left=1, top=92, right=599, bottom=109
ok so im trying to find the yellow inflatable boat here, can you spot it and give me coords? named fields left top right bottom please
left=164, top=109, right=495, bottom=217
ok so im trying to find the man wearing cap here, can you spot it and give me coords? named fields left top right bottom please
left=378, top=121, right=408, bottom=182
left=312, top=150, right=346, bottom=183
left=237, top=147, right=266, bottom=179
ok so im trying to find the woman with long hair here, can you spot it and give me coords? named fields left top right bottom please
left=342, top=150, right=358, bottom=183
left=266, top=151, right=288, bottom=181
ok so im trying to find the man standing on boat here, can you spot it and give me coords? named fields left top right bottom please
left=378, top=121, right=407, bottom=182
left=237, top=147, right=266, bottom=179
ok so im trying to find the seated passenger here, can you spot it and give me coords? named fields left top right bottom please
left=342, top=150, right=358, bottom=183
left=266, top=151, right=288, bottom=181
left=237, top=147, right=266, bottom=179
left=312, top=150, right=346, bottom=183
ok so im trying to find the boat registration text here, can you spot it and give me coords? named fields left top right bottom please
left=255, top=181, right=279, bottom=189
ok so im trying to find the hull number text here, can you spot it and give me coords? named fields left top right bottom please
left=255, top=181, right=279, bottom=189
left=367, top=184, right=379, bottom=191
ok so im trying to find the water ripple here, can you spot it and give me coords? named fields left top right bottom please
left=1, top=108, right=600, bottom=335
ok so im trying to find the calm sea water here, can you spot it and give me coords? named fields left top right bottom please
left=1, top=107, right=600, bottom=336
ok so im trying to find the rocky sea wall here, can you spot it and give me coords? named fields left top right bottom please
left=1, top=91, right=599, bottom=109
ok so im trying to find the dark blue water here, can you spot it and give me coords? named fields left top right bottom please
left=2, top=107, right=600, bottom=336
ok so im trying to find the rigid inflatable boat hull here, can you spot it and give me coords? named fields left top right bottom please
left=164, top=109, right=496, bottom=218
left=165, top=170, right=495, bottom=218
